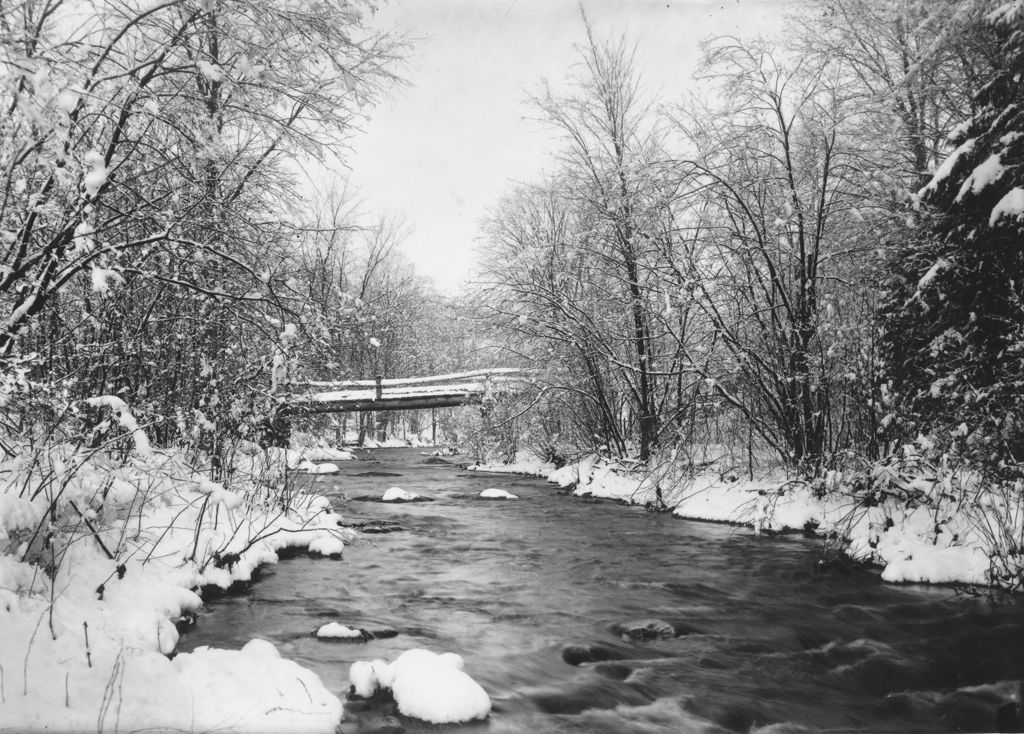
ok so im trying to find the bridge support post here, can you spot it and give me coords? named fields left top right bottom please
left=374, top=374, right=383, bottom=400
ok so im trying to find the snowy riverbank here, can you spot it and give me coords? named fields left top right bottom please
left=471, top=449, right=1023, bottom=589
left=0, top=439, right=348, bottom=732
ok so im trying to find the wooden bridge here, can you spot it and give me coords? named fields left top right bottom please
left=282, top=368, right=531, bottom=414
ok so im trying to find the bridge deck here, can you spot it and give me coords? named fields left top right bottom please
left=282, top=369, right=528, bottom=414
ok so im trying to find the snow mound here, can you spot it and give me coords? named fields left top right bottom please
left=348, top=649, right=490, bottom=724
left=880, top=545, right=991, bottom=585
left=479, top=488, right=518, bottom=500
left=164, top=639, right=342, bottom=732
left=349, top=659, right=390, bottom=697
left=316, top=622, right=363, bottom=639
left=382, top=486, right=419, bottom=502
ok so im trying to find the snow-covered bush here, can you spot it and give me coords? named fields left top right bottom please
left=0, top=382, right=351, bottom=730
left=833, top=445, right=1024, bottom=590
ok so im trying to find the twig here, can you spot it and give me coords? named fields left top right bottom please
left=296, top=677, right=312, bottom=705
left=68, top=500, right=115, bottom=560
left=48, top=569, right=57, bottom=640
left=97, top=646, right=126, bottom=734
left=190, top=494, right=210, bottom=561
left=83, top=621, right=92, bottom=668
left=23, top=609, right=46, bottom=695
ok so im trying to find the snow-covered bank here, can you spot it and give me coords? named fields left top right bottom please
left=277, top=432, right=357, bottom=470
left=359, top=436, right=433, bottom=449
left=471, top=451, right=1023, bottom=589
left=0, top=441, right=348, bottom=732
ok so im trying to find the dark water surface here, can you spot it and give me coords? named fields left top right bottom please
left=179, top=447, right=1024, bottom=733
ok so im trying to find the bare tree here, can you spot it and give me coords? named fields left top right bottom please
left=669, top=39, right=876, bottom=473
left=528, top=20, right=681, bottom=460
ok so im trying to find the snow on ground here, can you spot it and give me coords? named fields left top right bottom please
left=348, top=648, right=491, bottom=724
left=473, top=449, right=1023, bottom=589
left=469, top=454, right=555, bottom=477
left=279, top=430, right=357, bottom=468
left=0, top=438, right=348, bottom=733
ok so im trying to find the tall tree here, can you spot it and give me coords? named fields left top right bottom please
left=880, top=3, right=1024, bottom=478
left=530, top=20, right=678, bottom=461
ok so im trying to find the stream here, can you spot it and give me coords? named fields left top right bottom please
left=178, top=447, right=1024, bottom=733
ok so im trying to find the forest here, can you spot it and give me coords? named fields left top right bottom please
left=2, top=0, right=1023, bottom=575
left=0, top=0, right=1023, bottom=730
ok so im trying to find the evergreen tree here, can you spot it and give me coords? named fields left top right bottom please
left=881, top=3, right=1024, bottom=477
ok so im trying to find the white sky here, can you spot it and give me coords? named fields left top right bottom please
left=343, top=0, right=789, bottom=293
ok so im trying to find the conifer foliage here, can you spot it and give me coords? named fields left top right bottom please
left=881, top=4, right=1024, bottom=478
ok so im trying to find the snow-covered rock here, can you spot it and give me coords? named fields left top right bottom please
left=316, top=622, right=363, bottom=640
left=613, top=619, right=677, bottom=640
left=348, top=649, right=490, bottom=724
left=479, top=488, right=518, bottom=500
left=382, top=486, right=419, bottom=502
left=308, top=536, right=344, bottom=557
left=299, top=460, right=340, bottom=475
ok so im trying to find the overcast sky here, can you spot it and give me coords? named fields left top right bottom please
left=341, top=0, right=788, bottom=293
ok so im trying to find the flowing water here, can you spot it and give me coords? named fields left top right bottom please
left=178, top=447, right=1024, bottom=733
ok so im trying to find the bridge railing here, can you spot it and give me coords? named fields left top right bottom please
left=290, top=367, right=529, bottom=392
